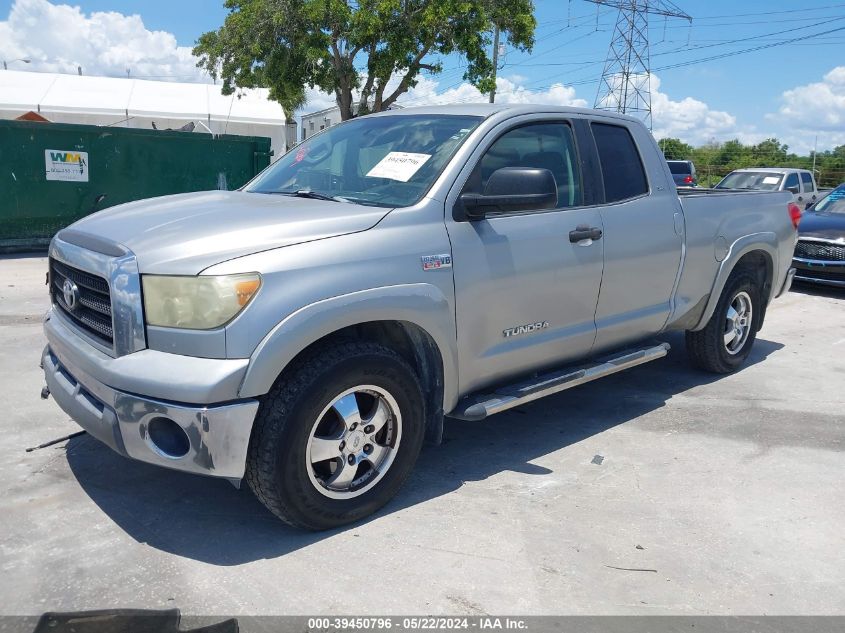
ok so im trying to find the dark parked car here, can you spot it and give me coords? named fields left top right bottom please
left=667, top=160, right=697, bottom=187
left=792, top=183, right=845, bottom=288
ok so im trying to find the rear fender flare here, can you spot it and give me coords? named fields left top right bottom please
left=691, top=232, right=779, bottom=331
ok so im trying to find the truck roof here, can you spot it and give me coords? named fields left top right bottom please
left=730, top=167, right=811, bottom=174
left=368, top=103, right=643, bottom=123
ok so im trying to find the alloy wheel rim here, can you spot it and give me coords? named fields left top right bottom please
left=305, top=385, right=402, bottom=499
left=724, top=291, right=753, bottom=355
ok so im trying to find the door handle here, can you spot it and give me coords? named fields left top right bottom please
left=569, top=226, right=603, bottom=243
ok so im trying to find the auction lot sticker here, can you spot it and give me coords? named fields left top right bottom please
left=366, top=152, right=431, bottom=182
left=45, top=149, right=89, bottom=182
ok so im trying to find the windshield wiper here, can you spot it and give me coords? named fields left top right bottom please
left=271, top=189, right=351, bottom=203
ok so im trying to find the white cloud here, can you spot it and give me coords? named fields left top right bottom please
left=397, top=75, right=588, bottom=108
left=649, top=74, right=762, bottom=146
left=296, top=74, right=588, bottom=120
left=300, top=85, right=337, bottom=113
left=0, top=0, right=207, bottom=81
left=768, top=66, right=845, bottom=152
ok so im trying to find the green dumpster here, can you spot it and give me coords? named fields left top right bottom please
left=0, top=119, right=273, bottom=251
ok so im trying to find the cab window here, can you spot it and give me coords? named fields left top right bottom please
left=801, top=172, right=815, bottom=192
left=464, top=122, right=583, bottom=209
left=591, top=123, right=649, bottom=202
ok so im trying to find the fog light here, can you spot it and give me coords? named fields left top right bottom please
left=147, top=416, right=190, bottom=458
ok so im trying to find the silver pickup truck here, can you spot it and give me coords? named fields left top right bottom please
left=42, top=104, right=799, bottom=529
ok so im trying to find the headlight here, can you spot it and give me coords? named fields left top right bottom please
left=142, top=273, right=261, bottom=329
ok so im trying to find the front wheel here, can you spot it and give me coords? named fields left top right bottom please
left=246, top=341, right=425, bottom=530
left=685, top=270, right=761, bottom=373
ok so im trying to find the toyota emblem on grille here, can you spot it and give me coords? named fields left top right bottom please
left=62, top=279, right=80, bottom=311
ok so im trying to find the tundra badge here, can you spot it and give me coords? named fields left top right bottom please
left=503, top=321, right=549, bottom=338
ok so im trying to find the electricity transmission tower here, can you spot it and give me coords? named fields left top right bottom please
left=587, top=1, right=691, bottom=130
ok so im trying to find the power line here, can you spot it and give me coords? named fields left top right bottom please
left=652, top=15, right=845, bottom=58
left=690, top=3, right=845, bottom=20
left=653, top=24, right=845, bottom=72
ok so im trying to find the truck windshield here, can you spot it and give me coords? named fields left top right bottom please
left=813, top=186, right=845, bottom=214
left=715, top=171, right=783, bottom=191
left=245, top=114, right=482, bottom=208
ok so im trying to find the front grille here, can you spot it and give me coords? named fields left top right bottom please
left=794, top=240, right=845, bottom=262
left=49, top=258, right=114, bottom=346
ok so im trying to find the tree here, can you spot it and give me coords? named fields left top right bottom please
left=194, top=0, right=536, bottom=122
left=750, top=138, right=789, bottom=166
left=657, top=137, right=693, bottom=160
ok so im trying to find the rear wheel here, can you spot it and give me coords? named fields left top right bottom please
left=246, top=341, right=425, bottom=530
left=685, top=271, right=761, bottom=373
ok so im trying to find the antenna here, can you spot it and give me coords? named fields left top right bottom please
left=586, top=0, right=691, bottom=131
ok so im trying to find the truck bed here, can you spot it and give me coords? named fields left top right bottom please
left=666, top=188, right=795, bottom=331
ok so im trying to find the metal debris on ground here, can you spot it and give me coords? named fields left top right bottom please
left=25, top=430, right=86, bottom=452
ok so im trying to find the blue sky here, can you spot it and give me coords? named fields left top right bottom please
left=2, top=0, right=844, bottom=152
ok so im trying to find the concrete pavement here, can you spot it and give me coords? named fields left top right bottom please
left=1, top=255, right=843, bottom=617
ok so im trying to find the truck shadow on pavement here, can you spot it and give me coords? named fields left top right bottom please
left=789, top=280, right=845, bottom=300
left=65, top=332, right=784, bottom=565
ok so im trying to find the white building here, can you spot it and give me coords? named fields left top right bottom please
left=0, top=70, right=295, bottom=157
left=300, top=103, right=403, bottom=141
left=300, top=105, right=346, bottom=141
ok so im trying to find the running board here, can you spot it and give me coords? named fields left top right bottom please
left=450, top=342, right=671, bottom=421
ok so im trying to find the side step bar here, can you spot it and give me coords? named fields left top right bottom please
left=450, top=342, right=671, bottom=421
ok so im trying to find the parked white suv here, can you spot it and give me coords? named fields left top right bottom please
left=715, top=168, right=818, bottom=208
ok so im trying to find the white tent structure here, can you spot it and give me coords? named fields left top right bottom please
left=0, top=70, right=292, bottom=157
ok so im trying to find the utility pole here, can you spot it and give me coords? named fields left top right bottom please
left=811, top=134, right=818, bottom=173
left=587, top=1, right=691, bottom=131
left=489, top=25, right=500, bottom=103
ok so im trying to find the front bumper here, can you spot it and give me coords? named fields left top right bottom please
left=43, top=311, right=259, bottom=480
left=792, top=257, right=845, bottom=288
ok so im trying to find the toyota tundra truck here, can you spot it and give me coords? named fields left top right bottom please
left=41, top=104, right=799, bottom=529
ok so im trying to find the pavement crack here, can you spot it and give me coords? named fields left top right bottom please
left=405, top=542, right=509, bottom=563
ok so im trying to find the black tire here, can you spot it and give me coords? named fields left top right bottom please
left=246, top=340, right=425, bottom=530
left=685, top=270, right=761, bottom=374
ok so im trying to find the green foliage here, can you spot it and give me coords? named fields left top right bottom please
left=658, top=137, right=692, bottom=160
left=656, top=137, right=845, bottom=188
left=194, top=0, right=536, bottom=121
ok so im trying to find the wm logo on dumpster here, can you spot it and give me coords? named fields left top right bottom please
left=49, top=152, right=83, bottom=163
left=45, top=149, right=89, bottom=183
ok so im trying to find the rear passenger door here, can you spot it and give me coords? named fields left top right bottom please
left=445, top=118, right=605, bottom=395
left=589, top=121, right=684, bottom=353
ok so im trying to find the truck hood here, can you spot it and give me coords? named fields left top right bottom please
left=798, top=210, right=845, bottom=241
left=62, top=191, right=392, bottom=274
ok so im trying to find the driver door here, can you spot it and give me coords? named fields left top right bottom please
left=445, top=118, right=604, bottom=395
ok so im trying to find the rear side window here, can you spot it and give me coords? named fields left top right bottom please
left=592, top=123, right=648, bottom=202
left=801, top=172, right=815, bottom=192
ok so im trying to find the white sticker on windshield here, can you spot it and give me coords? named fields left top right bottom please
left=763, top=176, right=780, bottom=184
left=366, top=152, right=431, bottom=182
